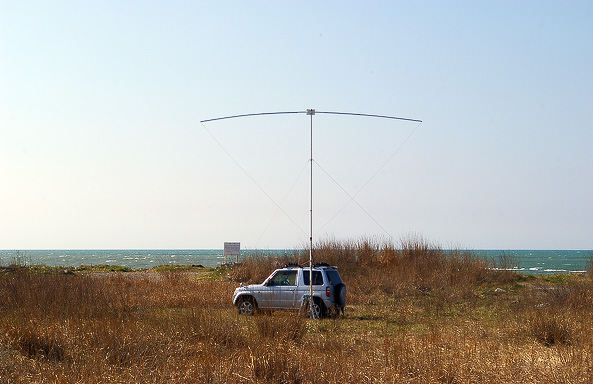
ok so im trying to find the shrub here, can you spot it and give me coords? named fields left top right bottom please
left=527, top=309, right=573, bottom=346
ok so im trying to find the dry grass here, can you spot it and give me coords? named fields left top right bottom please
left=1, top=239, right=592, bottom=383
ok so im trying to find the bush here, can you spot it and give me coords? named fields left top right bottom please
left=527, top=309, right=573, bottom=346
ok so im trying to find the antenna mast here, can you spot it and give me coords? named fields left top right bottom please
left=307, top=109, right=315, bottom=317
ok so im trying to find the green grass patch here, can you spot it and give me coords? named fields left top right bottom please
left=75, top=264, right=135, bottom=273
left=150, top=264, right=211, bottom=273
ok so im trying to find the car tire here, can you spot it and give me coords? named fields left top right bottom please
left=334, top=283, right=347, bottom=308
left=310, top=298, right=326, bottom=319
left=300, top=297, right=325, bottom=319
left=237, top=296, right=255, bottom=316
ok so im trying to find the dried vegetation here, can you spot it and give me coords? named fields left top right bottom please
left=1, top=238, right=592, bottom=383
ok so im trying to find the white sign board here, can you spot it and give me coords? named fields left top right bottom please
left=223, top=242, right=240, bottom=263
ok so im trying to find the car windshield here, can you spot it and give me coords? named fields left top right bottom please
left=302, top=270, right=324, bottom=285
left=325, top=270, right=342, bottom=285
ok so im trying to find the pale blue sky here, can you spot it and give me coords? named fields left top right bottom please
left=1, top=1, right=591, bottom=250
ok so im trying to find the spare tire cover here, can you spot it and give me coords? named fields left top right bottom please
left=335, top=283, right=346, bottom=307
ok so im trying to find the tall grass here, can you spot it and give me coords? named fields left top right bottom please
left=232, top=236, right=505, bottom=303
left=1, top=239, right=592, bottom=383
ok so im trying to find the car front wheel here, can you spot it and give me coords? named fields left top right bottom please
left=237, top=297, right=255, bottom=316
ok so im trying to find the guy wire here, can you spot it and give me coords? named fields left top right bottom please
left=317, top=121, right=423, bottom=236
left=200, top=121, right=307, bottom=237
left=255, top=160, right=310, bottom=247
left=314, top=160, right=394, bottom=241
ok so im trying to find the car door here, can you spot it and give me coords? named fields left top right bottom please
left=299, top=269, right=324, bottom=307
left=277, top=270, right=298, bottom=308
left=260, top=273, right=279, bottom=308
left=261, top=270, right=297, bottom=308
left=266, top=270, right=297, bottom=308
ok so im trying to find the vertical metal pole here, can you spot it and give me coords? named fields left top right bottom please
left=306, top=109, right=315, bottom=318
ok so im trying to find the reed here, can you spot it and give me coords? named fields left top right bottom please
left=1, top=238, right=592, bottom=383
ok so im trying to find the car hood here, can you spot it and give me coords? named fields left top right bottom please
left=235, top=283, right=264, bottom=292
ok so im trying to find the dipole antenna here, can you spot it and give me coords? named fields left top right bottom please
left=201, top=109, right=422, bottom=318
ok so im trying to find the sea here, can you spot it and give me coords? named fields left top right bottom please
left=0, top=249, right=591, bottom=275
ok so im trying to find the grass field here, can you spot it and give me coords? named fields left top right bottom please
left=1, top=238, right=592, bottom=383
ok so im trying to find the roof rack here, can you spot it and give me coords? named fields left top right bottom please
left=313, top=262, right=330, bottom=267
left=282, top=262, right=334, bottom=269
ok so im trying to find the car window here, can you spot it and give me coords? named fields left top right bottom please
left=269, top=270, right=297, bottom=286
left=303, top=270, right=324, bottom=285
left=325, top=270, right=343, bottom=285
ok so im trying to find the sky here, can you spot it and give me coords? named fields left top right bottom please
left=1, top=1, right=592, bottom=250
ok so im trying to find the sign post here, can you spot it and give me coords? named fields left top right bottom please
left=223, top=242, right=241, bottom=264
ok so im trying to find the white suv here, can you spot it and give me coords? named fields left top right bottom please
left=232, top=264, right=346, bottom=318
